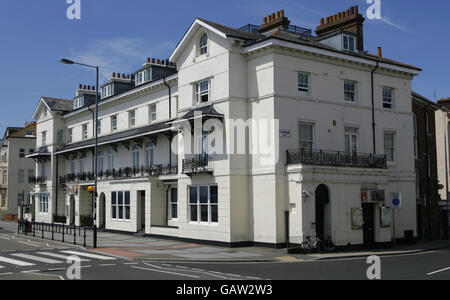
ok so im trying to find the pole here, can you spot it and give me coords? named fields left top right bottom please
left=93, top=66, right=99, bottom=248
left=392, top=208, right=396, bottom=245
left=445, top=132, right=450, bottom=238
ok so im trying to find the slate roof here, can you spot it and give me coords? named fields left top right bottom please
left=42, top=97, right=73, bottom=113
left=197, top=18, right=262, bottom=41
left=177, top=104, right=224, bottom=121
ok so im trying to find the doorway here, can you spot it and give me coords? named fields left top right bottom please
left=99, top=193, right=106, bottom=229
left=70, top=195, right=75, bottom=225
left=315, top=184, right=330, bottom=240
left=362, top=203, right=375, bottom=248
left=137, top=191, right=145, bottom=231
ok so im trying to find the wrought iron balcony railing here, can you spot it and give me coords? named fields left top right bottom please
left=286, top=149, right=387, bottom=169
left=60, top=164, right=178, bottom=184
left=182, top=154, right=211, bottom=175
left=29, top=176, right=47, bottom=185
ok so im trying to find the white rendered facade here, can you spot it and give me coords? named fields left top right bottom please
left=29, top=15, right=421, bottom=247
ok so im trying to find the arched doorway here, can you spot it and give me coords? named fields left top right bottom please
left=99, top=193, right=106, bottom=229
left=70, top=195, right=75, bottom=225
left=315, top=184, right=330, bottom=240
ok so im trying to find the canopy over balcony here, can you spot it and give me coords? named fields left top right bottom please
left=27, top=147, right=51, bottom=162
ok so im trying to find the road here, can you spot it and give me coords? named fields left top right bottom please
left=0, top=227, right=449, bottom=280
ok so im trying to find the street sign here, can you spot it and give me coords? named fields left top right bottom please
left=391, top=192, right=402, bottom=208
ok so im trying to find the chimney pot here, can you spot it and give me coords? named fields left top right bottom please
left=79, top=84, right=82, bottom=89
left=147, top=57, right=150, bottom=63
left=127, top=74, right=130, bottom=79
left=112, top=72, right=116, bottom=78
left=280, top=10, right=285, bottom=18
left=152, top=58, right=155, bottom=64
left=320, top=18, right=324, bottom=25
left=83, top=85, right=87, bottom=90
left=377, top=47, right=382, bottom=58
left=271, top=13, right=276, bottom=20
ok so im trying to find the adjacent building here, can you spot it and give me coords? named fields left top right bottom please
left=29, top=6, right=422, bottom=248
left=0, top=123, right=36, bottom=221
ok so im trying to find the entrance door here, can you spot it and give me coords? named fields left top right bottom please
left=315, top=185, right=330, bottom=240
left=70, top=196, right=75, bottom=225
left=362, top=203, right=375, bottom=247
left=99, top=193, right=106, bottom=229
left=138, top=191, right=145, bottom=231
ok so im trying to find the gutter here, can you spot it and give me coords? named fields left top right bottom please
left=371, top=62, right=379, bottom=154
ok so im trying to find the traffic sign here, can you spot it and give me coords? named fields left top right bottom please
left=391, top=192, right=402, bottom=208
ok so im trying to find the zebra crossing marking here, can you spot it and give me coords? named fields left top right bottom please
left=61, top=250, right=117, bottom=260
left=0, top=256, right=35, bottom=267
left=11, top=253, right=63, bottom=264
left=36, top=252, right=90, bottom=262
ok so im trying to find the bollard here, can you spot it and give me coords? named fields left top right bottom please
left=51, top=223, right=54, bottom=241
left=62, top=223, right=65, bottom=243
left=42, top=222, right=44, bottom=239
left=83, top=227, right=86, bottom=247
left=33, top=221, right=36, bottom=237
left=73, top=225, right=76, bottom=245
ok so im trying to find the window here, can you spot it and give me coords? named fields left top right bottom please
left=384, top=132, right=396, bottom=162
left=425, top=112, right=431, bottom=135
left=57, top=130, right=64, bottom=144
left=28, top=169, right=34, bottom=183
left=135, top=71, right=147, bottom=86
left=68, top=128, right=73, bottom=143
left=343, top=34, right=355, bottom=52
left=149, top=104, right=157, bottom=122
left=73, top=97, right=84, bottom=109
left=344, top=81, right=356, bottom=102
left=383, top=87, right=394, bottom=109
left=42, top=131, right=47, bottom=146
left=111, top=191, right=130, bottom=221
left=413, top=115, right=418, bottom=158
left=29, top=149, right=35, bottom=154
left=102, top=85, right=113, bottom=98
left=1, top=151, right=6, bottom=162
left=298, top=72, right=310, bottom=96
left=199, top=33, right=208, bottom=55
left=97, top=120, right=102, bottom=135
left=79, top=157, right=85, bottom=173
left=69, top=160, right=76, bottom=174
left=98, top=151, right=104, bottom=173
left=195, top=80, right=210, bottom=104
left=19, top=149, right=25, bottom=158
left=111, top=115, right=118, bottom=131
left=2, top=170, right=6, bottom=184
left=40, top=163, right=46, bottom=178
left=129, top=110, right=136, bottom=127
left=145, top=142, right=154, bottom=167
left=132, top=145, right=140, bottom=168
left=108, top=149, right=115, bottom=170
left=299, top=123, right=314, bottom=151
left=18, top=169, right=24, bottom=184
left=170, top=188, right=178, bottom=220
left=18, top=192, right=24, bottom=206
left=189, top=186, right=218, bottom=224
left=82, top=124, right=88, bottom=140
left=345, top=128, right=359, bottom=155
left=39, top=194, right=48, bottom=213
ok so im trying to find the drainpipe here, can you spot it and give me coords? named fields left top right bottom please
left=163, top=76, right=172, bottom=166
left=371, top=61, right=379, bottom=154
left=55, top=154, right=58, bottom=219
left=424, top=105, right=432, bottom=241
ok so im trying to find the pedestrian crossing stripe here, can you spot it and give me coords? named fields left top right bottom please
left=0, top=256, right=35, bottom=267
left=11, top=253, right=62, bottom=264
left=61, top=250, right=116, bottom=260
left=36, top=252, right=90, bottom=262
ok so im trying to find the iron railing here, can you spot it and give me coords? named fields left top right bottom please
left=286, top=149, right=387, bottom=169
left=29, top=176, right=47, bottom=185
left=60, top=164, right=179, bottom=184
left=285, top=25, right=312, bottom=36
left=182, top=154, right=210, bottom=174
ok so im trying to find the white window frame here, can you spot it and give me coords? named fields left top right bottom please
left=188, top=185, right=218, bottom=225
left=98, top=151, right=104, bottom=173
left=132, top=145, right=140, bottom=169
left=298, top=122, right=315, bottom=151
left=342, top=34, right=356, bottom=52
left=345, top=127, right=359, bottom=155
left=298, top=72, right=311, bottom=97
left=383, top=87, right=394, bottom=109
left=18, top=169, right=25, bottom=184
left=39, top=194, right=49, bottom=214
left=384, top=131, right=396, bottom=163
left=129, top=110, right=136, bottom=127
left=169, top=187, right=178, bottom=220
left=195, top=80, right=210, bottom=104
left=42, top=131, right=47, bottom=146
left=97, top=120, right=102, bottom=135
left=108, top=149, right=115, bottom=170
left=145, top=142, right=154, bottom=167
left=111, top=115, right=118, bottom=132
left=149, top=104, right=157, bottom=123
left=111, top=191, right=131, bottom=221
left=199, top=33, right=208, bottom=56
left=57, top=130, right=64, bottom=144
left=68, top=128, right=73, bottom=143
left=82, top=124, right=88, bottom=140
left=79, top=157, right=85, bottom=173
left=344, top=80, right=357, bottom=103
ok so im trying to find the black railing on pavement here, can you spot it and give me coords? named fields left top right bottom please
left=182, top=154, right=210, bottom=174
left=286, top=149, right=387, bottom=169
left=18, top=219, right=92, bottom=247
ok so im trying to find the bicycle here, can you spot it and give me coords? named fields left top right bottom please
left=300, top=235, right=324, bottom=254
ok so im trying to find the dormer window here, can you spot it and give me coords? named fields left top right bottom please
left=199, top=33, right=208, bottom=55
left=74, top=96, right=84, bottom=109
left=102, top=85, right=113, bottom=98
left=342, top=34, right=356, bottom=52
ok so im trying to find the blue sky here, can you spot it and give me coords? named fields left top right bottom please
left=0, top=0, right=449, bottom=135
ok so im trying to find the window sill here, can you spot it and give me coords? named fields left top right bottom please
left=188, top=222, right=218, bottom=226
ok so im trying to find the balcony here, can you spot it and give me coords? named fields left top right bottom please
left=29, top=176, right=48, bottom=185
left=60, top=164, right=178, bottom=184
left=286, top=149, right=387, bottom=169
left=182, top=154, right=212, bottom=175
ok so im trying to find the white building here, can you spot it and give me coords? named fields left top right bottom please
left=29, top=6, right=421, bottom=248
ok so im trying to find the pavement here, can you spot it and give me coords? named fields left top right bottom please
left=1, top=220, right=449, bottom=263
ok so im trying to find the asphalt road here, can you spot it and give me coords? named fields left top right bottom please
left=0, top=228, right=449, bottom=280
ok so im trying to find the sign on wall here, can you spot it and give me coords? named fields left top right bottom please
left=380, top=206, right=391, bottom=228
left=391, top=192, right=402, bottom=208
left=351, top=208, right=363, bottom=230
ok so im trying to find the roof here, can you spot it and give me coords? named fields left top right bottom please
left=42, top=97, right=73, bottom=113
left=412, top=91, right=440, bottom=110
left=55, top=121, right=173, bottom=155
left=26, top=146, right=51, bottom=159
left=177, top=104, right=224, bottom=121
left=197, top=18, right=262, bottom=41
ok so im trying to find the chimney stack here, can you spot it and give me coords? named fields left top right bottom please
left=377, top=47, right=382, bottom=58
left=315, top=5, right=365, bottom=52
left=258, top=9, right=290, bottom=35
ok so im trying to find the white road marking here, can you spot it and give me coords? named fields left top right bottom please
left=0, top=265, right=4, bottom=269
left=99, top=264, right=116, bottom=267
left=0, top=256, right=35, bottom=267
left=144, top=263, right=163, bottom=269
left=60, top=251, right=116, bottom=261
left=0, top=272, right=13, bottom=276
left=123, top=262, right=139, bottom=265
left=17, top=241, right=40, bottom=247
left=0, top=235, right=10, bottom=240
left=21, top=270, right=41, bottom=274
left=36, top=252, right=90, bottom=262
left=427, top=267, right=450, bottom=276
left=11, top=253, right=62, bottom=264
left=131, top=266, right=200, bottom=279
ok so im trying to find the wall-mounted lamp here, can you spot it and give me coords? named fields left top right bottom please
left=302, top=191, right=312, bottom=201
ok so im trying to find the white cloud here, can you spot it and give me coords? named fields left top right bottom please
left=69, top=37, right=175, bottom=79
left=380, top=17, right=409, bottom=33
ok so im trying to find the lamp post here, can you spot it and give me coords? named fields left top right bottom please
left=60, top=58, right=99, bottom=248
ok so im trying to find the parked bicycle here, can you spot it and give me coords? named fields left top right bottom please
left=300, top=235, right=324, bottom=254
